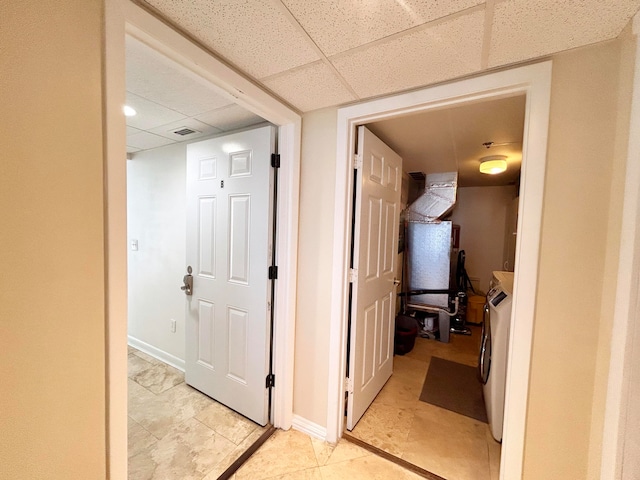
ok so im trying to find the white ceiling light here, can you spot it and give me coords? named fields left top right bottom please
left=123, top=105, right=137, bottom=117
left=479, top=155, right=507, bottom=175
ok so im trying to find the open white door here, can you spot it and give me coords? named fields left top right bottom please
left=347, top=126, right=403, bottom=430
left=185, top=125, right=275, bottom=426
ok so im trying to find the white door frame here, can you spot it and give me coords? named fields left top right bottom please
left=104, top=1, right=301, bottom=477
left=326, top=62, right=553, bottom=480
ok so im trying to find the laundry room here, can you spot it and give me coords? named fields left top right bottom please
left=341, top=93, right=525, bottom=480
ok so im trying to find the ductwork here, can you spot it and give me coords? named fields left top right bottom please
left=406, top=172, right=458, bottom=223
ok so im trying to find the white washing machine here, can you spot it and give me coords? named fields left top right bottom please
left=478, top=271, right=514, bottom=442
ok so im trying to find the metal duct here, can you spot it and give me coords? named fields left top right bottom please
left=406, top=172, right=458, bottom=223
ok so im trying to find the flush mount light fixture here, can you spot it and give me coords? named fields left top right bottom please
left=479, top=155, right=507, bottom=175
left=123, top=105, right=137, bottom=117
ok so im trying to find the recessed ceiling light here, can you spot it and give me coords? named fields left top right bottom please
left=123, top=105, right=137, bottom=117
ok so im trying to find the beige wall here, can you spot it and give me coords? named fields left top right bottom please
left=524, top=39, right=632, bottom=479
left=293, top=108, right=338, bottom=425
left=293, top=38, right=635, bottom=477
left=589, top=22, right=637, bottom=479
left=0, top=1, right=107, bottom=479
left=450, top=186, right=517, bottom=293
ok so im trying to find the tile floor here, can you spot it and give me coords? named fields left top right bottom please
left=127, top=346, right=268, bottom=479
left=128, top=329, right=499, bottom=480
left=128, top=346, right=434, bottom=480
left=348, top=326, right=501, bottom=480
left=231, top=428, right=428, bottom=480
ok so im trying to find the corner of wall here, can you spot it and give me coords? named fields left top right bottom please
left=590, top=15, right=640, bottom=480
left=292, top=107, right=338, bottom=428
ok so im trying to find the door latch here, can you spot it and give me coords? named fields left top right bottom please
left=181, top=266, right=193, bottom=296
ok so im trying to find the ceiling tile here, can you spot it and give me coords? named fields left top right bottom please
left=489, top=0, right=640, bottom=67
left=145, top=0, right=321, bottom=78
left=125, top=92, right=187, bottom=130
left=282, top=0, right=483, bottom=56
left=331, top=10, right=484, bottom=99
left=126, top=36, right=234, bottom=116
left=196, top=105, right=266, bottom=131
left=147, top=118, right=223, bottom=141
left=126, top=131, right=177, bottom=150
left=126, top=126, right=142, bottom=136
left=127, top=145, right=142, bottom=154
left=262, top=62, right=357, bottom=112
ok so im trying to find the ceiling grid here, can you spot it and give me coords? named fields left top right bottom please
left=135, top=0, right=640, bottom=112
left=126, top=0, right=640, bottom=157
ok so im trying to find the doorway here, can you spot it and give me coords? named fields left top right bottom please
left=105, top=2, right=301, bottom=477
left=327, top=61, right=552, bottom=480
left=127, top=122, right=277, bottom=478
left=342, top=95, right=525, bottom=479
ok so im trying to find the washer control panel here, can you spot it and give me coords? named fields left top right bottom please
left=491, top=290, right=508, bottom=307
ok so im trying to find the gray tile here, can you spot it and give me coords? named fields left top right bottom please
left=128, top=417, right=157, bottom=459
left=196, top=401, right=261, bottom=445
left=128, top=354, right=155, bottom=378
left=130, top=362, right=184, bottom=394
left=129, top=382, right=215, bottom=440
left=149, top=418, right=236, bottom=479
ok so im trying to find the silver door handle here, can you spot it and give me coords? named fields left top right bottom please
left=181, top=266, right=193, bottom=296
left=393, top=278, right=401, bottom=285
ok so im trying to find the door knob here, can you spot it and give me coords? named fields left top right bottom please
left=181, top=266, right=193, bottom=296
left=393, top=278, right=401, bottom=286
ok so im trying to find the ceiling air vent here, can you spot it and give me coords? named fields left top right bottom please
left=173, top=127, right=199, bottom=136
left=408, top=171, right=426, bottom=181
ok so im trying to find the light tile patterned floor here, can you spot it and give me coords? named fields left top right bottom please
left=229, top=429, right=427, bottom=480
left=349, top=327, right=501, bottom=480
left=127, top=347, right=267, bottom=479
left=128, top=347, right=437, bottom=479
left=128, top=331, right=500, bottom=480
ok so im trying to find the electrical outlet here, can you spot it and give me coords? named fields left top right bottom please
left=170, top=319, right=176, bottom=333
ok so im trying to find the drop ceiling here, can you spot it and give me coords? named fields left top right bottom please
left=126, top=0, right=637, bottom=184
left=125, top=35, right=265, bottom=154
left=136, top=0, right=640, bottom=112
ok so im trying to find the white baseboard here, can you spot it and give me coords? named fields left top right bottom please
left=291, top=415, right=328, bottom=441
left=127, top=336, right=185, bottom=371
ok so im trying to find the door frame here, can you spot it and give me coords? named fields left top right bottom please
left=104, top=1, right=301, bottom=477
left=326, top=61, right=553, bottom=480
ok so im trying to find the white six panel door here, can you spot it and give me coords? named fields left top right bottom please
left=347, top=126, right=403, bottom=430
left=185, top=125, right=275, bottom=426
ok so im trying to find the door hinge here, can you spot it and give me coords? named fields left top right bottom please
left=348, top=268, right=358, bottom=283
left=353, top=153, right=363, bottom=170
left=266, top=373, right=275, bottom=388
left=345, top=376, right=354, bottom=394
left=271, top=153, right=281, bottom=168
left=268, top=266, right=278, bottom=280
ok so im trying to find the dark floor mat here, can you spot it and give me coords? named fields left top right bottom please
left=419, top=356, right=488, bottom=423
